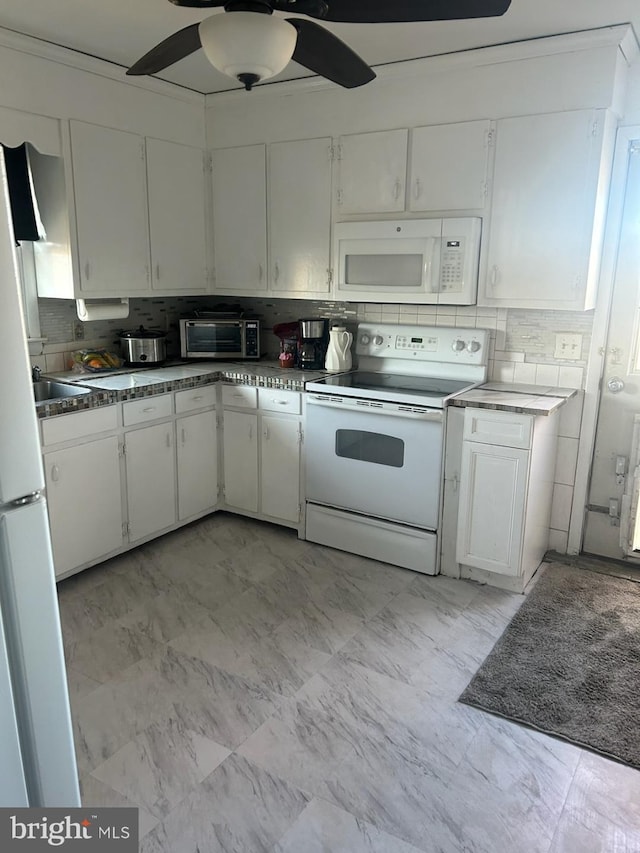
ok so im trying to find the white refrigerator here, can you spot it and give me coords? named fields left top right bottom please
left=0, top=148, right=80, bottom=806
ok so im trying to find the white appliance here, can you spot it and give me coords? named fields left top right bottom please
left=333, top=217, right=481, bottom=304
left=305, top=323, right=488, bottom=575
left=0, top=150, right=80, bottom=806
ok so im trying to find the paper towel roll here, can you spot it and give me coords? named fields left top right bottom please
left=76, top=298, right=130, bottom=321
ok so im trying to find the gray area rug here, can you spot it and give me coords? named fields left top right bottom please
left=459, top=562, right=640, bottom=769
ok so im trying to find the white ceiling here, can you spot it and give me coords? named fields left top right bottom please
left=0, top=0, right=638, bottom=95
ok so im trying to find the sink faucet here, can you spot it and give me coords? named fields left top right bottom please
left=32, top=365, right=42, bottom=382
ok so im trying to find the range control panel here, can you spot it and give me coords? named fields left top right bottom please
left=356, top=323, right=488, bottom=366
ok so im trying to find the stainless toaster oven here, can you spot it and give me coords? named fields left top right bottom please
left=179, top=318, right=260, bottom=359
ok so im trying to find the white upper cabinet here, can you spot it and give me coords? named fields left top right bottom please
left=146, top=138, right=208, bottom=294
left=337, top=129, right=408, bottom=214
left=211, top=144, right=268, bottom=293
left=69, top=120, right=150, bottom=297
left=269, top=137, right=332, bottom=295
left=480, top=109, right=614, bottom=310
left=409, top=120, right=492, bottom=212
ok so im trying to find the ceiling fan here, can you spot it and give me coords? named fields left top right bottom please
left=127, top=0, right=512, bottom=91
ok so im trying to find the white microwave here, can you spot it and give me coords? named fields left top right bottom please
left=333, top=217, right=481, bottom=304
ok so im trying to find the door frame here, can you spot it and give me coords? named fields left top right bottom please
left=569, top=125, right=640, bottom=554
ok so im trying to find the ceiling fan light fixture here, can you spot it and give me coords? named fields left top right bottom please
left=199, top=12, right=297, bottom=89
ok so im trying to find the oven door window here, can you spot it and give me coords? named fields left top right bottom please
left=335, top=429, right=404, bottom=468
left=187, top=324, right=241, bottom=354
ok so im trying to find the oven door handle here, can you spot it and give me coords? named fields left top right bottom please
left=306, top=394, right=443, bottom=422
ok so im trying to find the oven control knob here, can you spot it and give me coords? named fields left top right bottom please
left=359, top=334, right=370, bottom=346
left=373, top=335, right=384, bottom=346
left=452, top=339, right=466, bottom=352
left=467, top=340, right=482, bottom=353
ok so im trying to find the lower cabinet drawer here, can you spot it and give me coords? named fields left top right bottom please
left=463, top=408, right=533, bottom=449
left=41, top=405, right=119, bottom=446
left=222, top=384, right=258, bottom=409
left=123, top=394, right=173, bottom=426
left=258, top=388, right=301, bottom=414
left=175, top=384, right=217, bottom=413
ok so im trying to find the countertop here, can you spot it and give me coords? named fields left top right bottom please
left=450, top=382, right=577, bottom=416
left=37, top=360, right=329, bottom=418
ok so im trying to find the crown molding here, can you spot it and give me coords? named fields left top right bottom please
left=204, top=23, right=638, bottom=107
left=0, top=26, right=205, bottom=106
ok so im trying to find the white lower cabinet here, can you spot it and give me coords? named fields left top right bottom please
left=223, top=409, right=259, bottom=513
left=456, top=407, right=558, bottom=591
left=177, top=410, right=218, bottom=520
left=222, top=386, right=302, bottom=526
left=261, top=414, right=301, bottom=523
left=125, top=422, right=176, bottom=543
left=44, top=436, right=123, bottom=577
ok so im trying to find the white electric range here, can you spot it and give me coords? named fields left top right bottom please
left=304, top=323, right=488, bottom=574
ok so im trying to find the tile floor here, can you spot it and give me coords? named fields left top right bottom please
left=56, top=513, right=640, bottom=852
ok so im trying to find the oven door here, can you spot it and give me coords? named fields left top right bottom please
left=305, top=394, right=443, bottom=529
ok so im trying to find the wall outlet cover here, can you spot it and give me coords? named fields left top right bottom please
left=554, top=333, right=582, bottom=360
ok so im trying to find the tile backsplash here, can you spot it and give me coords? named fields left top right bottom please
left=35, top=296, right=592, bottom=393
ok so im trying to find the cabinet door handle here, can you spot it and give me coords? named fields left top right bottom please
left=393, top=179, right=402, bottom=201
left=264, top=425, right=270, bottom=440
left=84, top=262, right=90, bottom=281
left=258, top=264, right=264, bottom=282
left=248, top=424, right=253, bottom=440
left=166, top=431, right=172, bottom=448
left=156, top=264, right=160, bottom=281
left=181, top=427, right=186, bottom=445
left=274, top=262, right=280, bottom=283
left=490, top=265, right=499, bottom=288
left=413, top=178, right=422, bottom=200
left=51, top=464, right=60, bottom=483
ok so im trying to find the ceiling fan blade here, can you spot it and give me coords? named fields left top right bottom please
left=295, top=0, right=512, bottom=23
left=168, top=0, right=226, bottom=7
left=286, top=18, right=375, bottom=89
left=127, top=23, right=202, bottom=75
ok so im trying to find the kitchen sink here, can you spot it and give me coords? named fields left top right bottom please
left=32, top=380, right=93, bottom=403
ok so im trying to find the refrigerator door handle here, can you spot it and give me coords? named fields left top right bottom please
left=10, top=492, right=41, bottom=507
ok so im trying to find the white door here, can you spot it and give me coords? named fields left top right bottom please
left=337, top=129, right=408, bottom=213
left=70, top=120, right=150, bottom=296
left=584, top=136, right=640, bottom=558
left=146, top=138, right=208, bottom=293
left=456, top=441, right=529, bottom=576
left=211, top=144, right=267, bottom=293
left=260, top=415, right=300, bottom=523
left=44, top=436, right=123, bottom=576
left=269, top=137, right=332, bottom=295
left=223, top=409, right=258, bottom=512
left=177, top=410, right=218, bottom=520
left=125, top=423, right=176, bottom=541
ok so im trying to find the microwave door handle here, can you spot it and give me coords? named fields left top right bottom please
left=424, top=236, right=440, bottom=293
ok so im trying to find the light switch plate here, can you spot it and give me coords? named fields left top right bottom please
left=554, top=333, right=582, bottom=360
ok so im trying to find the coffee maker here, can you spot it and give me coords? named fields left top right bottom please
left=298, top=318, right=328, bottom=370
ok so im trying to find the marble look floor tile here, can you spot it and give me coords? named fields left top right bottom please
left=404, top=572, right=483, bottom=611
left=274, top=797, right=425, bottom=853
left=92, top=716, right=230, bottom=819
left=274, top=600, right=365, bottom=656
left=64, top=666, right=101, bottom=702
left=80, top=773, right=159, bottom=839
left=307, top=545, right=418, bottom=596
left=549, top=751, right=640, bottom=853
left=65, top=620, right=163, bottom=684
left=310, top=570, right=399, bottom=621
left=237, top=699, right=361, bottom=797
left=117, top=590, right=214, bottom=645
left=140, top=754, right=310, bottom=853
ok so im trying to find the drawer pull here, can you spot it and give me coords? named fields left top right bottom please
left=275, top=400, right=289, bottom=405
left=192, top=395, right=204, bottom=401
left=143, top=406, right=156, bottom=413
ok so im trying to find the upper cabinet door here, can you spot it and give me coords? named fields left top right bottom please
left=69, top=120, right=150, bottom=296
left=409, top=120, right=492, bottom=212
left=211, top=144, right=267, bottom=293
left=269, top=137, right=332, bottom=295
left=481, top=109, right=613, bottom=310
left=146, top=138, right=208, bottom=294
left=337, top=129, right=408, bottom=214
